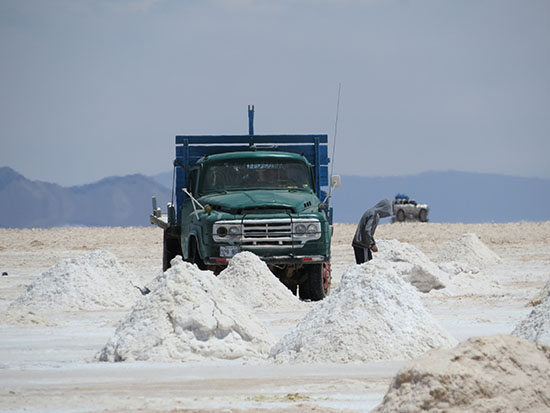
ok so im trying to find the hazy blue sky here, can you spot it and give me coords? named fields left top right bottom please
left=1, top=0, right=549, bottom=186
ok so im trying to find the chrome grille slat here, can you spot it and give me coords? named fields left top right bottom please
left=242, top=236, right=292, bottom=242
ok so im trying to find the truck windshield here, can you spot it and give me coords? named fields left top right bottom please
left=200, top=160, right=312, bottom=195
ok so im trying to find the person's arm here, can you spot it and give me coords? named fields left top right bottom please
left=361, top=215, right=374, bottom=248
left=365, top=215, right=380, bottom=244
left=366, top=213, right=381, bottom=252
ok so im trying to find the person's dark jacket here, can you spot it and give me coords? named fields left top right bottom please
left=352, top=199, right=393, bottom=248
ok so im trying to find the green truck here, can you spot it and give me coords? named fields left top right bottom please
left=151, top=106, right=338, bottom=301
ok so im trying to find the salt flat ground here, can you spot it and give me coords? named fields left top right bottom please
left=0, top=222, right=549, bottom=412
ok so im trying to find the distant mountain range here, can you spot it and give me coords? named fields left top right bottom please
left=0, top=167, right=170, bottom=228
left=1, top=167, right=548, bottom=228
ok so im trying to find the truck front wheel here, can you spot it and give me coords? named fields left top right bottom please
left=396, top=209, right=406, bottom=222
left=299, top=263, right=331, bottom=301
left=189, top=238, right=207, bottom=270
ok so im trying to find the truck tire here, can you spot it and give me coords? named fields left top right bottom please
left=163, top=229, right=182, bottom=272
left=396, top=209, right=406, bottom=222
left=299, top=263, right=330, bottom=301
left=189, top=237, right=207, bottom=270
left=419, top=208, right=428, bottom=222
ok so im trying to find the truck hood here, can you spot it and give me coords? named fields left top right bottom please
left=200, top=189, right=319, bottom=215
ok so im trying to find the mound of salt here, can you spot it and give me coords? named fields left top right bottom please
left=218, top=251, right=303, bottom=309
left=373, top=334, right=550, bottom=413
left=434, top=233, right=501, bottom=269
left=374, top=239, right=448, bottom=292
left=269, top=261, right=456, bottom=363
left=97, top=257, right=275, bottom=362
left=512, top=294, right=550, bottom=346
left=8, top=250, right=141, bottom=312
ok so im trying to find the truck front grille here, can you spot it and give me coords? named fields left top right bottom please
left=242, top=219, right=294, bottom=246
left=213, top=218, right=321, bottom=249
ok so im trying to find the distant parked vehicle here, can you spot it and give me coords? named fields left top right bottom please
left=392, top=194, right=429, bottom=222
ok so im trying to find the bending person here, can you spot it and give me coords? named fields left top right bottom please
left=352, top=199, right=393, bottom=264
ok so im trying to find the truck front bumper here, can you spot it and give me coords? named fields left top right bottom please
left=204, top=254, right=329, bottom=266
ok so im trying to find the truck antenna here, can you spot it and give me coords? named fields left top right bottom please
left=326, top=83, right=341, bottom=203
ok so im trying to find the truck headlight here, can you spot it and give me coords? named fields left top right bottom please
left=228, top=226, right=240, bottom=235
left=213, top=222, right=242, bottom=242
left=292, top=220, right=321, bottom=240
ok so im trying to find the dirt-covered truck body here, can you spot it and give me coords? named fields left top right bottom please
left=151, top=107, right=334, bottom=300
left=392, top=193, right=429, bottom=222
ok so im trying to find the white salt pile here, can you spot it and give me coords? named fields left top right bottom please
left=218, top=251, right=303, bottom=310
left=374, top=239, right=448, bottom=293
left=512, top=294, right=550, bottom=346
left=373, top=335, right=550, bottom=413
left=269, top=261, right=456, bottom=363
left=8, top=250, right=141, bottom=312
left=97, top=257, right=275, bottom=362
left=434, top=233, right=502, bottom=271
left=427, top=233, right=504, bottom=296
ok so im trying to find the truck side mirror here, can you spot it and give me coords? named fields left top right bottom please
left=331, top=175, right=341, bottom=189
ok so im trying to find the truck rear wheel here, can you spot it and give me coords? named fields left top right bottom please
left=299, top=263, right=330, bottom=301
left=163, top=229, right=182, bottom=272
left=396, top=209, right=406, bottom=222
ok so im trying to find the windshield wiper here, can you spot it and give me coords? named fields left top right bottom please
left=202, top=189, right=227, bottom=195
